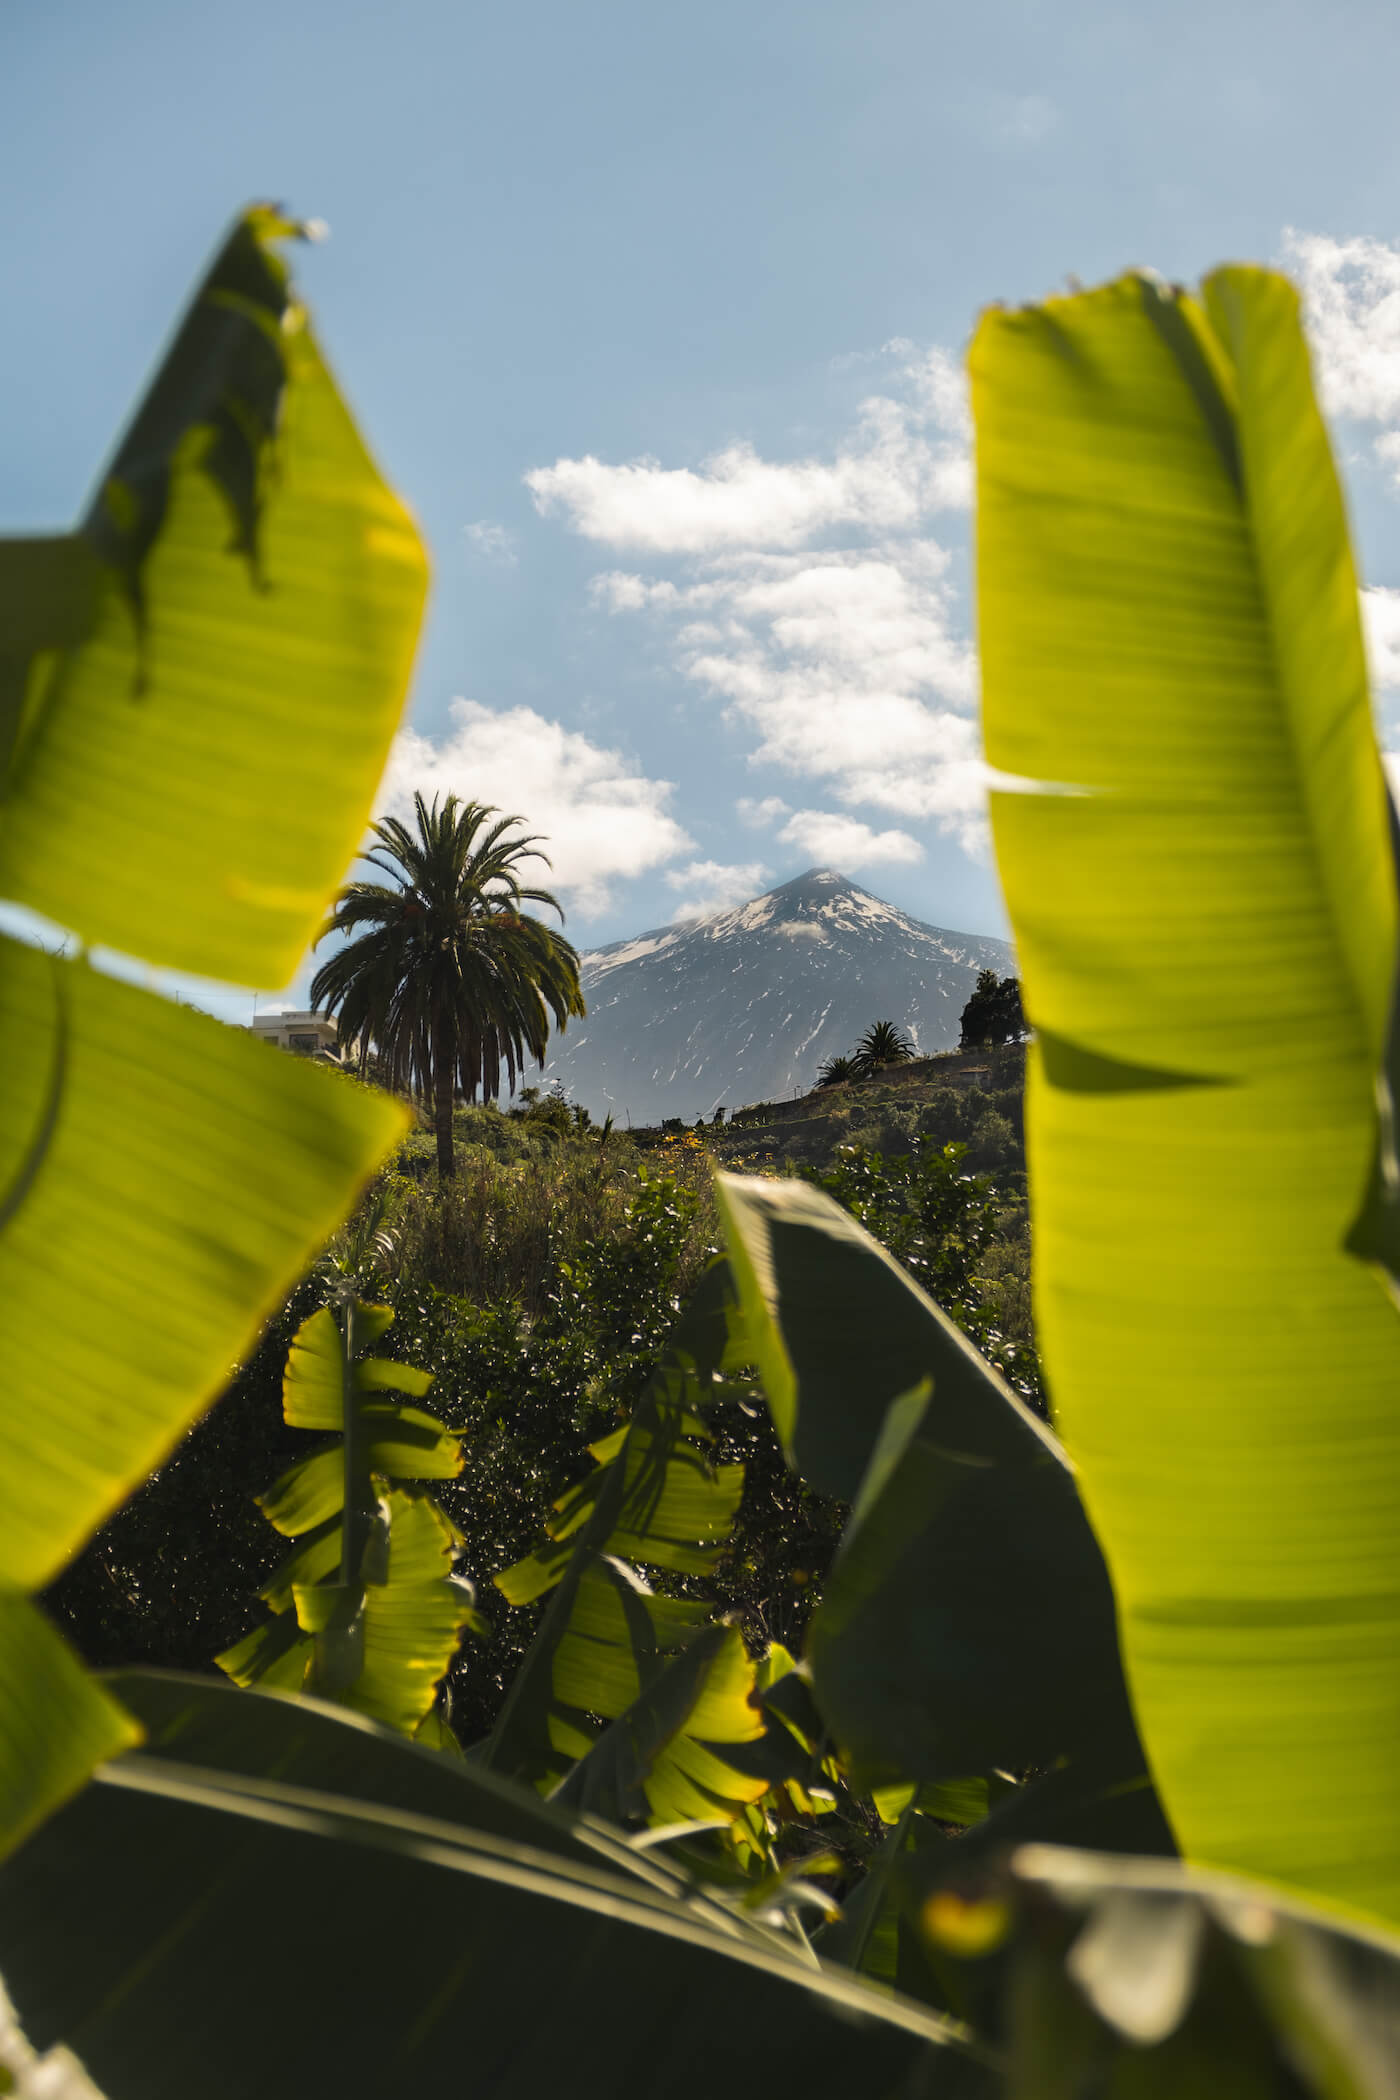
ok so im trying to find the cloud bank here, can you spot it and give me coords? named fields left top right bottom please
left=527, top=346, right=969, bottom=552
left=532, top=342, right=988, bottom=857
left=663, top=859, right=774, bottom=919
left=1285, top=230, right=1400, bottom=461
left=382, top=701, right=692, bottom=917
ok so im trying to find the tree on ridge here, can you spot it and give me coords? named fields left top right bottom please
left=815, top=1053, right=858, bottom=1088
left=311, top=793, right=586, bottom=1180
left=851, top=1019, right=915, bottom=1077
left=959, top=970, right=1025, bottom=1050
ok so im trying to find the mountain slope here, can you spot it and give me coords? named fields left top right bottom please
left=543, top=868, right=1014, bottom=1124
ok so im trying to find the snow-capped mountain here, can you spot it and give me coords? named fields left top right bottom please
left=542, top=868, right=1014, bottom=1125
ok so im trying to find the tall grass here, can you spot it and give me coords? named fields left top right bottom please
left=383, top=1104, right=718, bottom=1314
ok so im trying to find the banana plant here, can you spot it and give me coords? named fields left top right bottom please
left=971, top=266, right=1400, bottom=1930
left=219, top=1297, right=486, bottom=1738
left=0, top=205, right=426, bottom=1853
left=715, top=1170, right=1178, bottom=2006
left=715, top=1173, right=1144, bottom=1785
left=487, top=1261, right=823, bottom=1842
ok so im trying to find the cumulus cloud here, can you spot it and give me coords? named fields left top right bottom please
left=776, top=810, right=924, bottom=868
left=594, top=542, right=985, bottom=848
left=531, top=338, right=990, bottom=856
left=663, top=859, right=771, bottom=918
left=1363, top=585, right=1400, bottom=691
left=1286, top=233, right=1400, bottom=774
left=736, top=795, right=791, bottom=828
left=1284, top=230, right=1400, bottom=480
left=528, top=346, right=969, bottom=554
left=381, top=701, right=692, bottom=916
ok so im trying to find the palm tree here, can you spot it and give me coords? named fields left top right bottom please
left=310, top=794, right=586, bottom=1180
left=815, top=1053, right=858, bottom=1088
left=851, top=1019, right=915, bottom=1077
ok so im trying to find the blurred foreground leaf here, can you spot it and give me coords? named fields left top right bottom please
left=973, top=265, right=1400, bottom=1922
left=0, top=1673, right=985, bottom=2100
left=0, top=207, right=428, bottom=986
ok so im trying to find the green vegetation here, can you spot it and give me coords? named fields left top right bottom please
left=4, top=215, right=1400, bottom=2098
left=312, top=791, right=586, bottom=1179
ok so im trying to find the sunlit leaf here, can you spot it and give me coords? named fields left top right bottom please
left=0, top=937, right=406, bottom=1594
left=488, top=1263, right=753, bottom=1803
left=972, top=265, right=1400, bottom=1923
left=226, top=1307, right=475, bottom=1735
left=0, top=208, right=428, bottom=986
left=256, top=1445, right=345, bottom=1536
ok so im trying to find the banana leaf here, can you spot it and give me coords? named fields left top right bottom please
left=486, top=1263, right=762, bottom=1825
left=972, top=266, right=1400, bottom=1924
left=0, top=1672, right=989, bottom=2100
left=220, top=1304, right=481, bottom=1735
left=1005, top=1844, right=1400, bottom=2097
left=0, top=206, right=424, bottom=1853
left=0, top=206, right=428, bottom=987
left=716, top=1174, right=1142, bottom=1787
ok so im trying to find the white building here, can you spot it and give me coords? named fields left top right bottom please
left=251, top=1009, right=343, bottom=1060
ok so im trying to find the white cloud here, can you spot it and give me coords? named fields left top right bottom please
left=1284, top=230, right=1400, bottom=482
left=596, top=542, right=985, bottom=848
left=463, top=521, right=517, bottom=562
left=736, top=795, right=791, bottom=828
left=528, top=346, right=969, bottom=554
left=1363, top=586, right=1400, bottom=692
left=533, top=338, right=989, bottom=857
left=663, top=859, right=771, bottom=918
left=382, top=700, right=692, bottom=917
left=776, top=810, right=924, bottom=869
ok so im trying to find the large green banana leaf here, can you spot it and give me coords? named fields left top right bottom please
left=0, top=1008, right=403, bottom=1597
left=716, top=1174, right=1142, bottom=1788
left=0, top=207, right=428, bottom=987
left=971, top=267, right=1400, bottom=1923
left=0, top=939, right=404, bottom=1844
left=0, top=1672, right=986, bottom=2100
left=5, top=1674, right=1397, bottom=2097
left=0, top=209, right=424, bottom=1854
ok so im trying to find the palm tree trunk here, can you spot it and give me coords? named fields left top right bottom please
left=433, top=1022, right=454, bottom=1182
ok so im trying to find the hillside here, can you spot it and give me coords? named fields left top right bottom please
left=630, top=1039, right=1027, bottom=1180
left=543, top=867, right=1014, bottom=1124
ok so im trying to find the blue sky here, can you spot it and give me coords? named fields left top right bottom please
left=11, top=0, right=1400, bottom=1011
